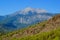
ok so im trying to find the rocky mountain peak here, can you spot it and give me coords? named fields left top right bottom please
left=19, top=7, right=47, bottom=15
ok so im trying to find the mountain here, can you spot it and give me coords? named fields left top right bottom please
left=0, top=14, right=60, bottom=40
left=0, top=16, right=5, bottom=21
left=0, top=7, right=55, bottom=34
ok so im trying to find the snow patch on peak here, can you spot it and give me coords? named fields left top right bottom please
left=35, top=9, right=47, bottom=13
left=21, top=7, right=35, bottom=13
left=18, top=7, right=47, bottom=15
left=24, top=7, right=34, bottom=11
left=22, top=7, right=47, bottom=12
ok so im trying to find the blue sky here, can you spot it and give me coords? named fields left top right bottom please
left=0, top=0, right=60, bottom=15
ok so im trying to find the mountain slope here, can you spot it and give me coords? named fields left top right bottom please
left=0, top=7, right=54, bottom=34
left=0, top=14, right=60, bottom=40
left=17, top=28, right=60, bottom=40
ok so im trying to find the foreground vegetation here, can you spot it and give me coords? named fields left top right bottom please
left=0, top=27, right=60, bottom=40
left=10, top=28, right=60, bottom=40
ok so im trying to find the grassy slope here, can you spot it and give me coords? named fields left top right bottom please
left=13, top=28, right=60, bottom=40
left=1, top=27, right=60, bottom=40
